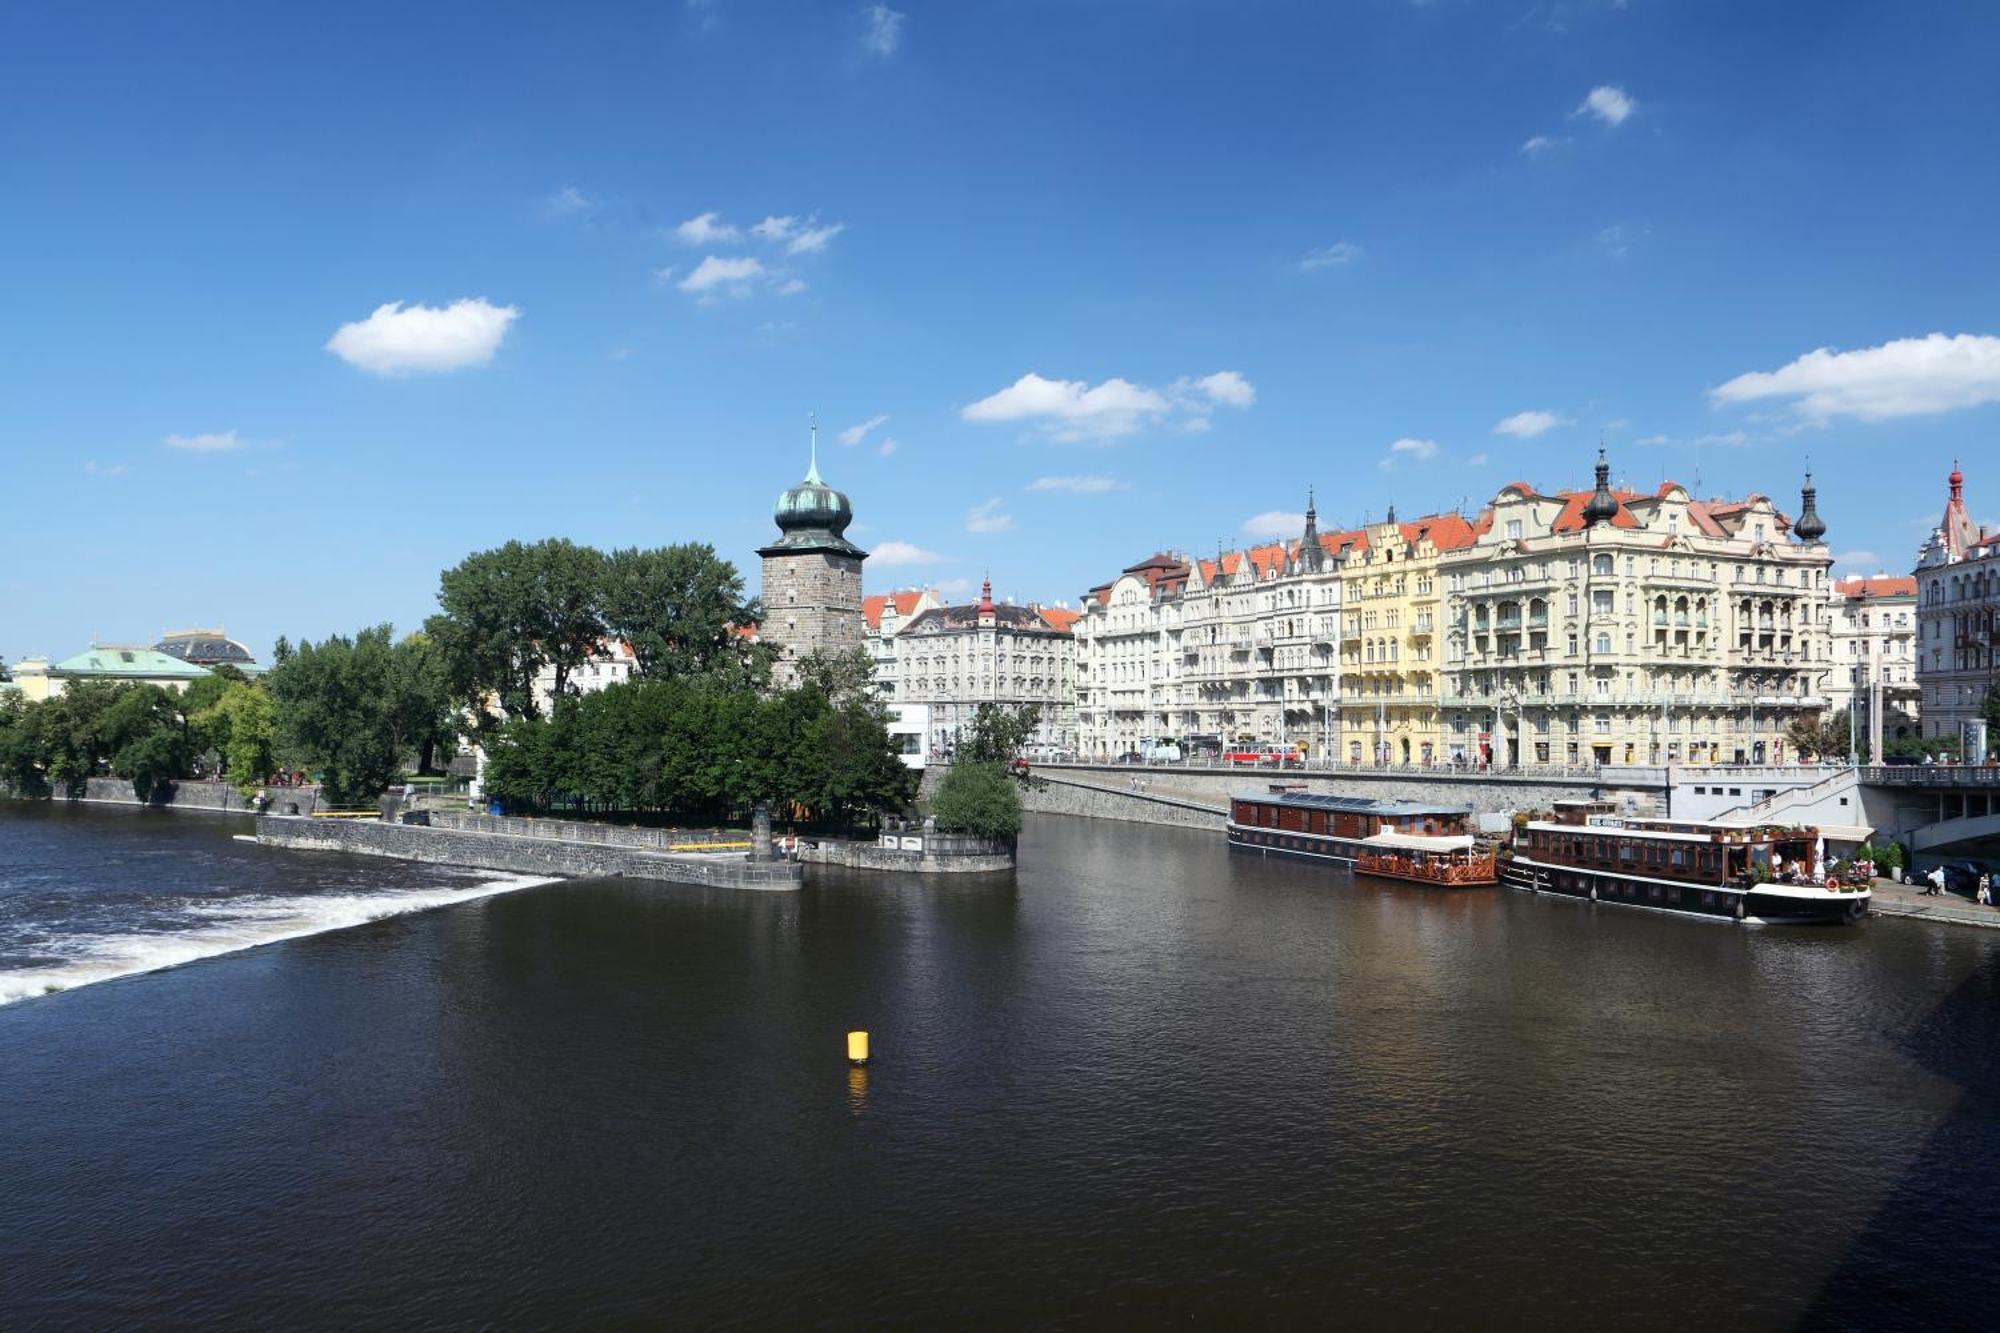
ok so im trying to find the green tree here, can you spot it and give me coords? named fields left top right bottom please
left=1784, top=710, right=1850, bottom=761
left=429, top=538, right=608, bottom=729
left=602, top=543, right=768, bottom=687
left=1980, top=683, right=2000, bottom=754
left=960, top=702, right=1043, bottom=764
left=929, top=762, right=1023, bottom=843
left=387, top=632, right=458, bottom=774
left=197, top=681, right=277, bottom=791
left=267, top=626, right=406, bottom=805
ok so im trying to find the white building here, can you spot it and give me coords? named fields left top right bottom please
left=881, top=578, right=1079, bottom=757
left=1071, top=497, right=1357, bottom=761
left=529, top=638, right=637, bottom=715
left=1916, top=463, right=2000, bottom=754
left=1439, top=457, right=1836, bottom=767
left=1824, top=575, right=1920, bottom=759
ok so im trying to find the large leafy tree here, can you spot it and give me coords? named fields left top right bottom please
left=428, top=538, right=608, bottom=729
left=386, top=631, right=458, bottom=774
left=602, top=543, right=767, bottom=686
left=959, top=702, right=1043, bottom=764
left=1783, top=710, right=1850, bottom=762
left=267, top=625, right=406, bottom=805
left=929, top=763, right=1023, bottom=843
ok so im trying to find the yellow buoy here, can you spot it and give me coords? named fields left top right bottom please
left=846, top=1030, right=870, bottom=1066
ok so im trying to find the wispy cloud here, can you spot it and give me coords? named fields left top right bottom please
left=1242, top=511, right=1306, bottom=540
left=678, top=255, right=765, bottom=295
left=1493, top=409, right=1571, bottom=439
left=839, top=414, right=889, bottom=446
left=673, top=211, right=742, bottom=246
left=872, top=540, right=944, bottom=566
left=1711, top=333, right=2000, bottom=423
left=1378, top=437, right=1440, bottom=470
left=1300, top=241, right=1363, bottom=271
left=84, top=460, right=130, bottom=476
left=1521, top=134, right=1561, bottom=156
left=1029, top=475, right=1125, bottom=495
left=1596, top=221, right=1646, bottom=258
left=164, top=430, right=246, bottom=453
left=325, top=298, right=519, bottom=376
left=961, top=369, right=1256, bottom=441
left=862, top=5, right=905, bottom=57
left=1831, top=550, right=1883, bottom=573
left=965, top=497, right=1014, bottom=533
left=1467, top=452, right=1489, bottom=467
left=1574, top=84, right=1635, bottom=126
left=543, top=185, right=595, bottom=219
left=877, top=437, right=899, bottom=458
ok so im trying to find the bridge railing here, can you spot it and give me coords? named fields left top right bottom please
left=1860, top=765, right=2000, bottom=787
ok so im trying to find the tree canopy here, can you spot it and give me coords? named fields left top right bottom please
left=265, top=625, right=455, bottom=805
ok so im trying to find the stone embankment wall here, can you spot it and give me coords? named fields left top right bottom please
left=1027, top=763, right=1638, bottom=818
left=1021, top=773, right=1229, bottom=831
left=25, top=777, right=321, bottom=815
left=255, top=815, right=802, bottom=891
left=799, top=833, right=1014, bottom=874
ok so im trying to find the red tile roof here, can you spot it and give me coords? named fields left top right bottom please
left=1836, top=575, right=1917, bottom=600
left=862, top=589, right=930, bottom=631
left=1037, top=606, right=1082, bottom=633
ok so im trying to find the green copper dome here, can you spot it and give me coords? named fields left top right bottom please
left=759, top=427, right=868, bottom=559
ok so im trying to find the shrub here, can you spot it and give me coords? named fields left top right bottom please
left=929, top=762, right=1023, bottom=843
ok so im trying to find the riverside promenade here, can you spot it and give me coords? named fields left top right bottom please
left=1868, top=879, right=2000, bottom=929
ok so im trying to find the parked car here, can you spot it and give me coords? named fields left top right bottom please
left=1933, top=860, right=1988, bottom=894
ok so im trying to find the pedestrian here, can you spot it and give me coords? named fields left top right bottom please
left=1979, top=874, right=1993, bottom=907
left=1927, top=865, right=1947, bottom=897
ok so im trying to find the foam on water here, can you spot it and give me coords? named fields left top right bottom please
left=0, top=873, right=560, bottom=1006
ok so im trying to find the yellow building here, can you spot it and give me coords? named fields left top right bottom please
left=1337, top=510, right=1478, bottom=765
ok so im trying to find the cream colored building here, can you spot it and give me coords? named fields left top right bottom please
left=883, top=579, right=1078, bottom=756
left=1338, top=509, right=1476, bottom=765
left=1915, top=464, right=2000, bottom=753
left=1824, top=575, right=1919, bottom=758
left=1439, top=453, right=1834, bottom=768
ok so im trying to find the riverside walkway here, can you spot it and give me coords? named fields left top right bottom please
left=1867, top=879, right=2000, bottom=930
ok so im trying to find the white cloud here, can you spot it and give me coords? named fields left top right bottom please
left=1029, top=475, right=1125, bottom=494
left=1831, top=550, right=1883, bottom=572
left=1575, top=85, right=1635, bottom=126
left=1183, top=370, right=1256, bottom=408
left=1467, top=452, right=1489, bottom=467
left=785, top=222, right=844, bottom=255
left=872, top=539, right=945, bottom=566
left=1242, top=511, right=1306, bottom=540
left=751, top=215, right=798, bottom=242
left=1378, top=437, right=1440, bottom=470
left=1595, top=221, right=1647, bottom=258
left=1521, top=135, right=1558, bottom=156
left=84, top=460, right=129, bottom=476
left=961, top=369, right=1254, bottom=441
left=862, top=5, right=905, bottom=57
left=878, top=437, right=899, bottom=457
left=775, top=277, right=808, bottom=295
left=1710, top=333, right=2000, bottom=423
left=164, top=430, right=246, bottom=452
left=673, top=211, right=742, bottom=246
left=678, top=255, right=765, bottom=295
left=839, top=414, right=889, bottom=446
left=325, top=299, right=519, bottom=376
left=652, top=266, right=676, bottom=285
left=1493, top=409, right=1570, bottom=438
left=1634, top=433, right=1669, bottom=447
left=1301, top=241, right=1362, bottom=271
left=966, top=497, right=1014, bottom=534
left=543, top=186, right=594, bottom=219
left=933, top=576, right=976, bottom=600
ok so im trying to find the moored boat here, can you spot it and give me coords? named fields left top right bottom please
left=1227, top=786, right=1498, bottom=887
left=1502, top=800, right=1868, bottom=925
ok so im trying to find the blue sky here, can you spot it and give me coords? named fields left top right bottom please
left=5, top=0, right=2000, bottom=664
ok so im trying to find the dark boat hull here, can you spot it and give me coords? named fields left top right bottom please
left=1503, top=856, right=1868, bottom=925
left=1227, top=824, right=1497, bottom=887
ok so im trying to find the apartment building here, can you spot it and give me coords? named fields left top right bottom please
left=1338, top=509, right=1477, bottom=765
left=879, top=579, right=1079, bottom=756
left=1915, top=464, right=2000, bottom=752
left=1824, top=575, right=1920, bottom=758
left=1439, top=453, right=1835, bottom=767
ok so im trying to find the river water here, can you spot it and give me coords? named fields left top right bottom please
left=2, top=804, right=1997, bottom=1328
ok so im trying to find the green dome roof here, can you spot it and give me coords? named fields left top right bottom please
left=759, top=429, right=867, bottom=559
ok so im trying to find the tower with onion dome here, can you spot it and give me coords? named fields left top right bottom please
left=758, top=417, right=868, bottom=690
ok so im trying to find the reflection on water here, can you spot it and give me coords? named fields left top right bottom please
left=0, top=808, right=1997, bottom=1326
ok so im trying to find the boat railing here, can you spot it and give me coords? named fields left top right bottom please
left=1357, top=849, right=1498, bottom=884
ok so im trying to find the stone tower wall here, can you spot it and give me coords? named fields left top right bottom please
left=762, top=550, right=865, bottom=690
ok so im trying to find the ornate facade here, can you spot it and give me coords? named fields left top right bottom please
left=882, top=579, right=1078, bottom=756
left=1439, top=453, right=1834, bottom=767
left=1916, top=464, right=2000, bottom=751
left=1824, top=575, right=1920, bottom=758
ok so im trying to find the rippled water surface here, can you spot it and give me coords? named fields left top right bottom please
left=2, top=805, right=1997, bottom=1328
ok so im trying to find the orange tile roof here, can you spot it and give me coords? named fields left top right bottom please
left=1037, top=606, right=1082, bottom=633
left=861, top=589, right=930, bottom=631
left=1836, top=575, right=1917, bottom=600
